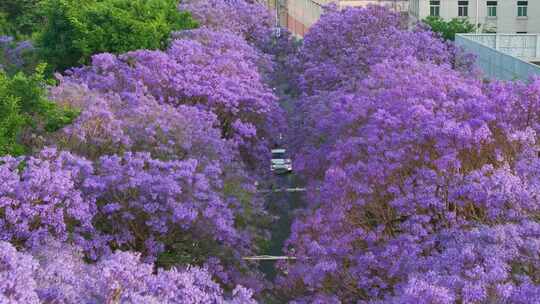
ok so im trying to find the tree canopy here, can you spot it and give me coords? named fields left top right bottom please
left=36, top=0, right=198, bottom=72
left=422, top=16, right=476, bottom=40
left=0, top=0, right=43, bottom=38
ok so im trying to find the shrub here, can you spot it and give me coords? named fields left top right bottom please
left=0, top=65, right=78, bottom=156
left=422, top=16, right=476, bottom=41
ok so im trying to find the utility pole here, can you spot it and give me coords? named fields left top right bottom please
left=476, top=0, right=480, bottom=33
left=275, top=0, right=280, bottom=27
left=278, top=0, right=287, bottom=29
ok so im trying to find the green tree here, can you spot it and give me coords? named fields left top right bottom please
left=0, top=13, right=12, bottom=36
left=422, top=16, right=476, bottom=41
left=0, top=64, right=79, bottom=156
left=0, top=0, right=43, bottom=38
left=36, top=0, right=198, bottom=73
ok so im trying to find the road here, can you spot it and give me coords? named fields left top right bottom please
left=258, top=173, right=306, bottom=280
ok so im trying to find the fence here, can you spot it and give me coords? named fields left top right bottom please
left=455, top=34, right=540, bottom=81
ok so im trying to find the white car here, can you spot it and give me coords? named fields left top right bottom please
left=271, top=148, right=292, bottom=173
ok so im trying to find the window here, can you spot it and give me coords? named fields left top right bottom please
left=430, top=0, right=440, bottom=17
left=518, top=1, right=528, bottom=17
left=458, top=1, right=469, bottom=17
left=487, top=1, right=497, bottom=17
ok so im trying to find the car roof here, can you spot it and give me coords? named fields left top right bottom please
left=272, top=149, right=286, bottom=153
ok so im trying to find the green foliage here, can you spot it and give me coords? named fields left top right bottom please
left=0, top=64, right=79, bottom=156
left=0, top=39, right=40, bottom=77
left=0, top=80, right=25, bottom=156
left=37, top=0, right=198, bottom=72
left=422, top=16, right=476, bottom=41
left=0, top=0, right=43, bottom=38
left=0, top=13, right=13, bottom=36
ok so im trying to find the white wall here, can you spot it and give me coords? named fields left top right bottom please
left=486, top=1, right=540, bottom=33
left=410, top=0, right=540, bottom=34
left=337, top=0, right=409, bottom=12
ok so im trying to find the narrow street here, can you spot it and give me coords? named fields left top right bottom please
left=259, top=173, right=306, bottom=280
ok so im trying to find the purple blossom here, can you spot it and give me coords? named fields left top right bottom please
left=0, top=36, right=35, bottom=73
left=0, top=148, right=96, bottom=250
left=0, top=241, right=40, bottom=303
left=179, top=0, right=275, bottom=46
left=279, top=5, right=540, bottom=303
left=0, top=240, right=257, bottom=303
left=63, top=28, right=283, bottom=172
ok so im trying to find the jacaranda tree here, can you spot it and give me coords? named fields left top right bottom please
left=0, top=240, right=257, bottom=303
left=278, top=6, right=540, bottom=302
left=64, top=29, right=283, bottom=172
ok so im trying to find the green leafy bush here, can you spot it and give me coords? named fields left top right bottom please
left=422, top=16, right=476, bottom=41
left=0, top=13, right=12, bottom=36
left=37, top=0, right=198, bottom=72
left=0, top=0, right=43, bottom=38
left=0, top=64, right=78, bottom=156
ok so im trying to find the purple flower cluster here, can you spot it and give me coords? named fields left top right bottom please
left=87, top=152, right=239, bottom=259
left=47, top=80, right=270, bottom=290
left=63, top=27, right=283, bottom=171
left=179, top=0, right=275, bottom=46
left=0, top=240, right=256, bottom=303
left=281, top=5, right=540, bottom=303
left=0, top=148, right=257, bottom=268
left=0, top=35, right=35, bottom=74
left=289, top=6, right=457, bottom=96
left=0, top=148, right=95, bottom=250
left=49, top=81, right=231, bottom=163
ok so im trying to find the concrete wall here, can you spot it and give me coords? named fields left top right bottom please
left=462, top=34, right=540, bottom=61
left=410, top=0, right=540, bottom=34
left=456, top=34, right=540, bottom=81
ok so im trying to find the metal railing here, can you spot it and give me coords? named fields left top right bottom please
left=242, top=255, right=299, bottom=260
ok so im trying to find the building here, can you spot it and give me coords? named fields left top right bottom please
left=265, top=0, right=409, bottom=37
left=316, top=0, right=408, bottom=11
left=456, top=33, right=540, bottom=80
left=409, top=0, right=540, bottom=33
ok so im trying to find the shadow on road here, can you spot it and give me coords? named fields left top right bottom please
left=259, top=173, right=306, bottom=280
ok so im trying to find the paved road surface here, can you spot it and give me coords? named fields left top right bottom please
left=259, top=173, right=305, bottom=280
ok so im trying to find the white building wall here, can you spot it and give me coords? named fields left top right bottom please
left=410, top=0, right=540, bottom=33
left=336, top=0, right=409, bottom=12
